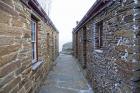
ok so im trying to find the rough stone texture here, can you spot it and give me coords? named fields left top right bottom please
left=0, top=0, right=59, bottom=93
left=73, top=0, right=140, bottom=93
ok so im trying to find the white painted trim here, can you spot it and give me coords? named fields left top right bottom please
left=31, top=20, right=37, bottom=63
left=94, top=49, right=103, bottom=53
left=32, top=61, right=44, bottom=70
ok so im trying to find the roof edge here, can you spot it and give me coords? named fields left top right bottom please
left=21, top=0, right=59, bottom=32
left=73, top=0, right=112, bottom=33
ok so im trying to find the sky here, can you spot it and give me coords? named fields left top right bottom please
left=38, top=0, right=96, bottom=51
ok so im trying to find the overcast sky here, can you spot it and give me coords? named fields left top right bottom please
left=38, top=0, right=96, bottom=51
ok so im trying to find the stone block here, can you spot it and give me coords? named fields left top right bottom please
left=115, top=45, right=128, bottom=52
left=10, top=84, right=19, bottom=93
left=0, top=24, right=22, bottom=37
left=18, top=87, right=26, bottom=93
left=15, top=65, right=26, bottom=76
left=22, top=67, right=32, bottom=79
left=133, top=71, right=140, bottom=81
left=23, top=33, right=31, bottom=38
left=0, top=44, right=20, bottom=56
left=15, top=58, right=31, bottom=76
left=18, top=78, right=27, bottom=90
left=133, top=62, right=140, bottom=71
left=24, top=80, right=32, bottom=90
left=1, top=76, right=21, bottom=93
left=22, top=57, right=32, bottom=67
left=124, top=14, right=133, bottom=23
left=114, top=29, right=134, bottom=38
left=0, top=0, right=18, bottom=16
left=0, top=51, right=17, bottom=67
left=115, top=59, right=133, bottom=71
left=0, top=9, right=12, bottom=24
left=0, top=36, right=14, bottom=46
left=0, top=72, right=14, bottom=88
left=12, top=17, right=24, bottom=27
left=0, top=60, right=21, bottom=78
left=1, top=0, right=14, bottom=7
left=134, top=87, right=140, bottom=93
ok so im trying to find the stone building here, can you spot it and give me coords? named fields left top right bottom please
left=0, top=0, right=59, bottom=93
left=73, top=0, right=140, bottom=93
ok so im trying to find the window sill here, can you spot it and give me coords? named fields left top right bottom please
left=94, top=49, right=103, bottom=53
left=32, top=61, right=44, bottom=70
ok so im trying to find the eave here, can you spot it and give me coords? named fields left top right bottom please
left=73, top=0, right=112, bottom=33
left=21, top=0, right=59, bottom=32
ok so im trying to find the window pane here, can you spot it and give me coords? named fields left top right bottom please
left=32, top=42, right=35, bottom=59
left=31, top=20, right=37, bottom=62
left=31, top=21, right=36, bottom=41
left=96, top=21, right=103, bottom=48
left=31, top=21, right=34, bottom=41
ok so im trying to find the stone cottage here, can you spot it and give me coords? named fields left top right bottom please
left=0, top=0, right=59, bottom=93
left=73, top=0, right=140, bottom=93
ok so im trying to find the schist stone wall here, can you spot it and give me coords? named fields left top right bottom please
left=0, top=0, right=59, bottom=93
left=73, top=0, right=140, bottom=93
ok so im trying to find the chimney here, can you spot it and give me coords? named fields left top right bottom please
left=76, top=21, right=79, bottom=25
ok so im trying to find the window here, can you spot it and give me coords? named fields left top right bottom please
left=31, top=16, right=44, bottom=70
left=31, top=19, right=38, bottom=63
left=95, top=21, right=103, bottom=49
left=47, top=33, right=50, bottom=48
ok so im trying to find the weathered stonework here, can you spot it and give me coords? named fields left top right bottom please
left=73, top=0, right=140, bottom=93
left=0, top=0, right=59, bottom=93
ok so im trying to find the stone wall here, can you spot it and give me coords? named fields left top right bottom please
left=73, top=0, right=140, bottom=93
left=46, top=25, right=59, bottom=62
left=0, top=0, right=59, bottom=93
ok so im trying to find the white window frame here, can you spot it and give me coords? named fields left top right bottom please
left=95, top=21, right=103, bottom=49
left=31, top=20, right=37, bottom=63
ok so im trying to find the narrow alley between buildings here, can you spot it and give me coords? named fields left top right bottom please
left=1, top=0, right=140, bottom=93
left=39, top=50, right=93, bottom=93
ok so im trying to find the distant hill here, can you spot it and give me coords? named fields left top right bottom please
left=61, top=42, right=73, bottom=55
